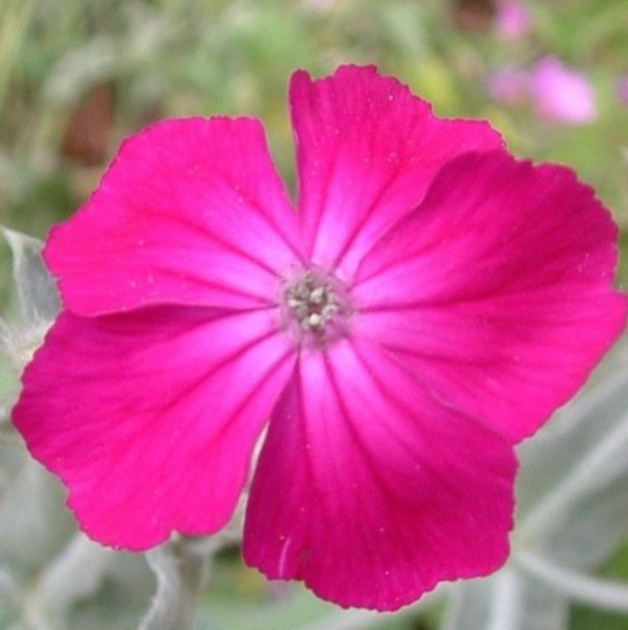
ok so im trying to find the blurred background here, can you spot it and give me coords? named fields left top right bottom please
left=0, top=0, right=627, bottom=629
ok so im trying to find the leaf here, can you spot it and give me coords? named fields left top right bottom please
left=0, top=457, right=74, bottom=570
left=516, top=551, right=628, bottom=614
left=443, top=337, right=628, bottom=628
left=37, top=533, right=115, bottom=627
left=1, top=227, right=60, bottom=327
left=0, top=396, right=13, bottom=428
left=442, top=569, right=569, bottom=630
left=0, top=568, right=21, bottom=629
left=65, top=552, right=152, bottom=630
left=517, top=338, right=628, bottom=568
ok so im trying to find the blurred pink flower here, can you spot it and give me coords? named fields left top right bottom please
left=488, top=67, right=529, bottom=105
left=616, top=74, right=628, bottom=105
left=529, top=57, right=597, bottom=124
left=14, top=66, right=626, bottom=610
left=495, top=0, right=531, bottom=39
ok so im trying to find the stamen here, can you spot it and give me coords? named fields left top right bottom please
left=281, top=268, right=352, bottom=346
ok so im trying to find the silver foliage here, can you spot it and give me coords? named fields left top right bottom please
left=443, top=338, right=628, bottom=630
left=1, top=228, right=60, bottom=329
left=1, top=226, right=627, bottom=630
left=443, top=568, right=569, bottom=630
left=0, top=227, right=152, bottom=630
left=0, top=228, right=60, bottom=373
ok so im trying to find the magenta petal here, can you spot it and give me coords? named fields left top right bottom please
left=243, top=338, right=516, bottom=610
left=13, top=307, right=296, bottom=549
left=45, top=118, right=303, bottom=315
left=355, top=151, right=627, bottom=442
left=290, top=65, right=503, bottom=279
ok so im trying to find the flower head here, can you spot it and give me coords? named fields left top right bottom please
left=487, top=66, right=529, bottom=106
left=13, top=66, right=627, bottom=610
left=529, top=56, right=597, bottom=124
left=495, top=0, right=531, bottom=40
left=616, top=74, right=628, bottom=106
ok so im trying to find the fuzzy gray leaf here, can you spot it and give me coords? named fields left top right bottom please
left=0, top=569, right=21, bottom=629
left=2, top=227, right=60, bottom=327
left=0, top=458, right=74, bottom=570
left=442, top=569, right=568, bottom=630
left=37, top=534, right=115, bottom=627
left=517, top=341, right=628, bottom=568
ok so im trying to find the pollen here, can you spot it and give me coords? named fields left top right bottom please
left=281, top=268, right=352, bottom=345
left=285, top=271, right=339, bottom=331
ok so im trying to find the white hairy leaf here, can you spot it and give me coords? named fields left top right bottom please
left=37, top=534, right=115, bottom=626
left=0, top=458, right=73, bottom=570
left=518, top=340, right=628, bottom=568
left=1, top=227, right=60, bottom=327
left=442, top=336, right=628, bottom=629
left=443, top=569, right=568, bottom=630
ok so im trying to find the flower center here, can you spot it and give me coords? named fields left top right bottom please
left=280, top=268, right=352, bottom=347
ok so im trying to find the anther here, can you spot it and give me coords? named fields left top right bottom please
left=281, top=268, right=352, bottom=344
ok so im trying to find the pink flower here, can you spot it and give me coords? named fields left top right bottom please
left=616, top=74, right=628, bottom=105
left=529, top=57, right=597, bottom=124
left=495, top=0, right=531, bottom=39
left=487, top=67, right=529, bottom=105
left=13, top=66, right=626, bottom=610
